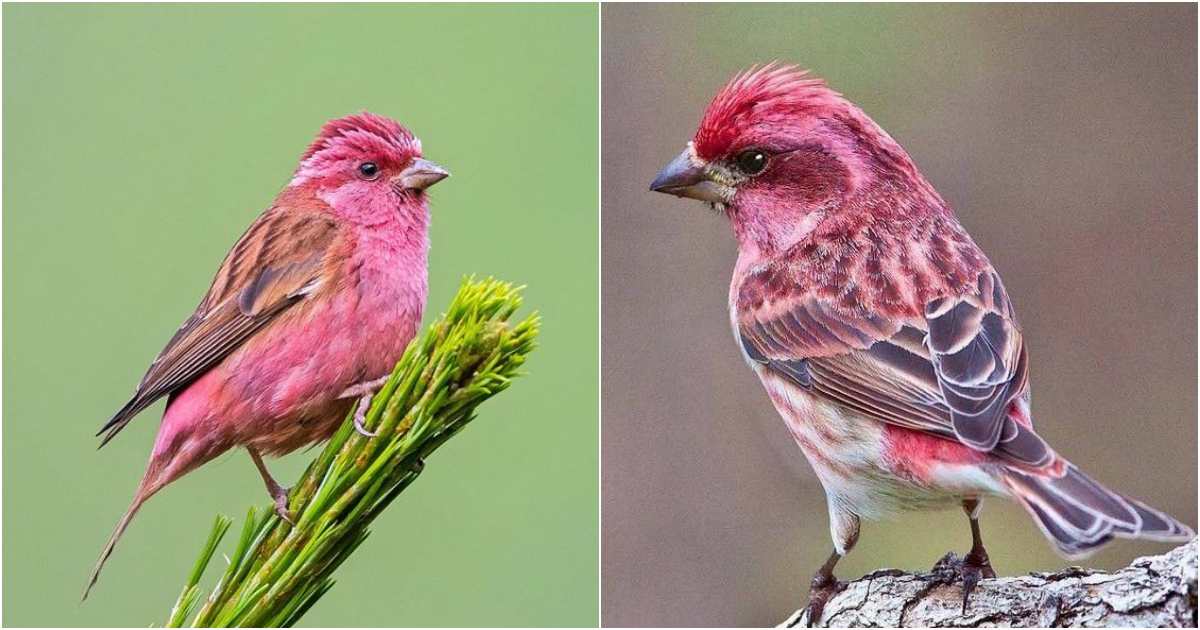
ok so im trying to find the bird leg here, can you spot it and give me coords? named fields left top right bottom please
left=933, top=498, right=997, bottom=614
left=795, top=509, right=860, bottom=626
left=350, top=392, right=377, bottom=437
left=248, top=446, right=293, bottom=524
left=962, top=498, right=997, bottom=608
left=338, top=376, right=389, bottom=437
left=799, top=550, right=846, bottom=627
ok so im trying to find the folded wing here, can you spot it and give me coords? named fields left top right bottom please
left=97, top=209, right=341, bottom=446
left=737, top=266, right=1052, bottom=468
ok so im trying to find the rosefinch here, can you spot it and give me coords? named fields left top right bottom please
left=650, top=64, right=1193, bottom=622
left=84, top=112, right=448, bottom=599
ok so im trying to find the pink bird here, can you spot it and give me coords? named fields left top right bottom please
left=85, top=112, right=448, bottom=599
left=650, top=65, right=1193, bottom=622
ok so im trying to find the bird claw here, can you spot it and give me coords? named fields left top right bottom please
left=798, top=574, right=846, bottom=627
left=271, top=487, right=294, bottom=525
left=353, top=411, right=377, bottom=437
left=932, top=551, right=996, bottom=614
left=353, top=392, right=377, bottom=437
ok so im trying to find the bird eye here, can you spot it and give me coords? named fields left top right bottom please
left=358, top=162, right=380, bottom=180
left=735, top=150, right=768, bottom=175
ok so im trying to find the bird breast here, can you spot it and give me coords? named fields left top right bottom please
left=222, top=224, right=427, bottom=438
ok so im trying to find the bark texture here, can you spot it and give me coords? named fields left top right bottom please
left=783, top=540, right=1197, bottom=628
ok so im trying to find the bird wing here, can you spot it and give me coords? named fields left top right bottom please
left=97, top=208, right=342, bottom=446
left=736, top=265, right=1052, bottom=468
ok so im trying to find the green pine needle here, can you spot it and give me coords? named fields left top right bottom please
left=164, top=277, right=539, bottom=627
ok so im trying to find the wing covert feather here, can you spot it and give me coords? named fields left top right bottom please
left=97, top=209, right=341, bottom=446
left=736, top=266, right=1050, bottom=467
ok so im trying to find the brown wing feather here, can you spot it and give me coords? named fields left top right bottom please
left=97, top=207, right=341, bottom=446
left=737, top=267, right=1051, bottom=467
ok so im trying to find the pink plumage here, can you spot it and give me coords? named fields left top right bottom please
left=651, top=64, right=1193, bottom=622
left=85, top=112, right=449, bottom=599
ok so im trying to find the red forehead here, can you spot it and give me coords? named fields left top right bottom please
left=693, top=64, right=844, bottom=160
left=302, top=111, right=419, bottom=164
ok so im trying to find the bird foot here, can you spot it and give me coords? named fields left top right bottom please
left=353, top=392, right=378, bottom=437
left=931, top=550, right=996, bottom=614
left=798, top=574, right=846, bottom=627
left=270, top=486, right=294, bottom=525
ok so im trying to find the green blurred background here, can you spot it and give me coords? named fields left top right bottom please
left=602, top=3, right=1197, bottom=627
left=4, top=4, right=597, bottom=627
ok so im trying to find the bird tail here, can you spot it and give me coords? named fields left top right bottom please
left=1004, top=462, right=1194, bottom=559
left=96, top=395, right=156, bottom=448
left=82, top=488, right=151, bottom=601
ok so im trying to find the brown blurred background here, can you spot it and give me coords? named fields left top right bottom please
left=601, top=4, right=1197, bottom=627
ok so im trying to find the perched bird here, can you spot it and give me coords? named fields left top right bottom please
left=650, top=64, right=1193, bottom=622
left=85, top=112, right=448, bottom=599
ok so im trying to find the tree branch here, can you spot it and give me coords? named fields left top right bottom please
left=783, top=540, right=1197, bottom=628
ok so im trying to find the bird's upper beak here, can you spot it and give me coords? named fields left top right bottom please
left=649, top=146, right=733, bottom=204
left=395, top=158, right=450, bottom=191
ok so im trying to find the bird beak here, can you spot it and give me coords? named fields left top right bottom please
left=395, top=158, right=450, bottom=191
left=649, top=147, right=733, bottom=204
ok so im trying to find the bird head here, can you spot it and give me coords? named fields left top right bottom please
left=292, top=111, right=449, bottom=219
left=651, top=64, right=929, bottom=254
